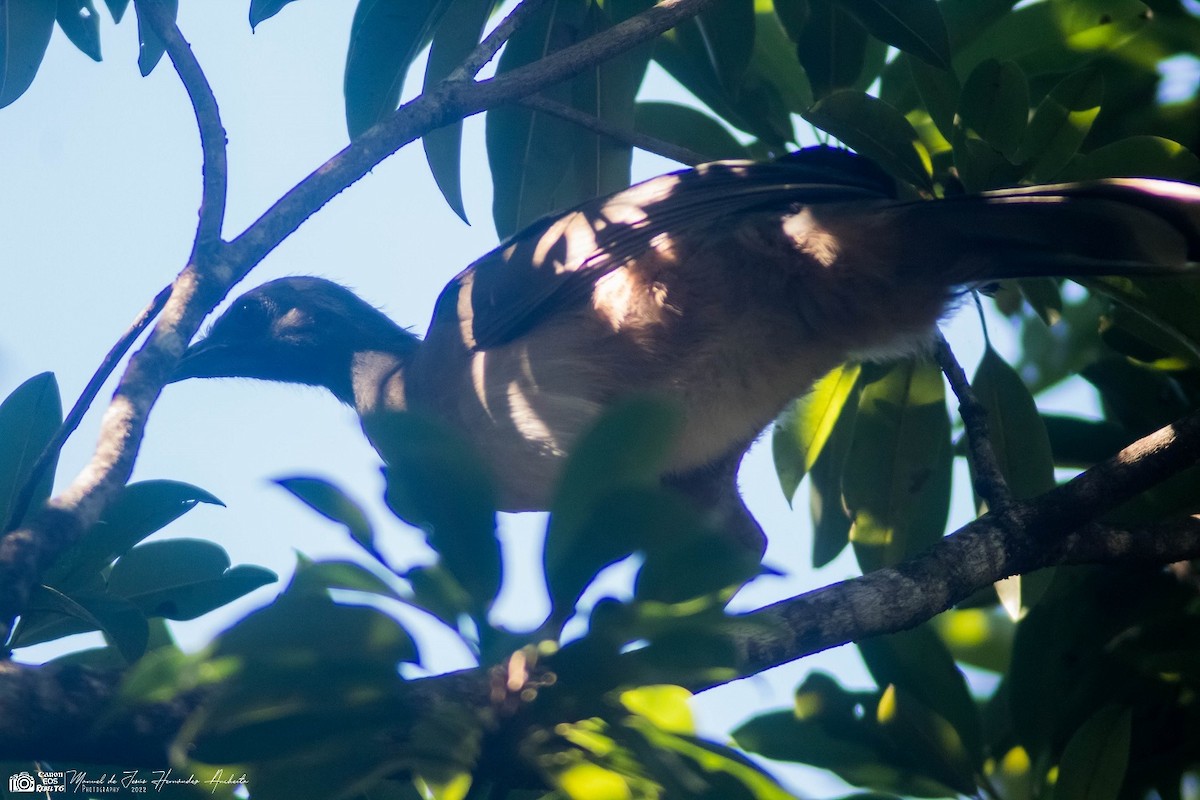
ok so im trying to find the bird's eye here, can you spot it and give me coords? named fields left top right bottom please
left=216, top=297, right=270, bottom=336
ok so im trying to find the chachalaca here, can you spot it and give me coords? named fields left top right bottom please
left=170, top=147, right=1200, bottom=555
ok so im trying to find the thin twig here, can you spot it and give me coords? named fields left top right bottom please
left=520, top=94, right=706, bottom=166
left=3, top=287, right=173, bottom=535
left=934, top=333, right=1013, bottom=511
left=450, top=0, right=555, bottom=82
left=140, top=0, right=228, bottom=251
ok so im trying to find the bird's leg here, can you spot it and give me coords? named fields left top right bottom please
left=662, top=449, right=766, bottom=559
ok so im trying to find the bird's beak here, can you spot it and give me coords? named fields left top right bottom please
left=169, top=338, right=239, bottom=383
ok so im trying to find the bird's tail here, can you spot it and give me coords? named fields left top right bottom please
left=880, top=178, right=1200, bottom=282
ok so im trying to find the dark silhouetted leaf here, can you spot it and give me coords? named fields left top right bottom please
left=545, top=397, right=682, bottom=619
left=1060, top=136, right=1200, bottom=182
left=805, top=90, right=933, bottom=190
left=57, top=0, right=102, bottom=61
left=13, top=586, right=148, bottom=662
left=634, top=102, right=748, bottom=162
left=0, top=372, right=61, bottom=532
left=796, top=0, right=869, bottom=99
left=46, top=479, right=222, bottom=589
left=836, top=0, right=950, bottom=69
left=101, top=0, right=128, bottom=21
left=107, top=538, right=276, bottom=620
left=373, top=412, right=500, bottom=612
left=874, top=685, right=976, bottom=795
left=275, top=476, right=378, bottom=559
left=1019, top=68, right=1103, bottom=182
left=133, top=0, right=177, bottom=76
left=249, top=0, right=302, bottom=29
left=422, top=0, right=492, bottom=222
left=0, top=0, right=56, bottom=108
left=956, top=58, right=1028, bottom=160
left=773, top=363, right=861, bottom=500
left=1054, top=706, right=1131, bottom=800
left=695, top=0, right=755, bottom=91
left=344, top=0, right=454, bottom=139
left=843, top=358, right=951, bottom=571
left=859, top=624, right=984, bottom=767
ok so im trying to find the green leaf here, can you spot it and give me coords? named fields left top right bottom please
left=773, top=363, right=862, bottom=500
left=215, top=583, right=419, bottom=670
left=373, top=412, right=500, bottom=612
left=102, top=0, right=128, bottom=22
left=795, top=0, right=869, bottom=100
left=904, top=54, right=958, bottom=140
left=858, top=624, right=984, bottom=767
left=1016, top=277, right=1063, bottom=327
left=0, top=0, right=56, bottom=108
left=56, top=0, right=102, bottom=61
left=653, top=16, right=794, bottom=146
left=695, top=0, right=755, bottom=91
left=249, top=0, right=302, bottom=29
left=1054, top=706, right=1132, bottom=800
left=952, top=0, right=1150, bottom=80
left=807, top=387, right=858, bottom=568
left=804, top=90, right=933, bottom=191
left=733, top=672, right=958, bottom=797
left=1042, top=414, right=1131, bottom=469
left=970, top=347, right=1055, bottom=505
left=107, top=538, right=276, bottom=620
left=1059, top=136, right=1200, bottom=182
left=634, top=102, right=748, bottom=162
left=956, top=58, right=1028, bottom=161
left=874, top=685, right=976, bottom=795
left=843, top=359, right=951, bottom=571
left=12, top=586, right=148, bottom=662
left=931, top=607, right=1013, bottom=673
left=773, top=0, right=805, bottom=42
left=275, top=476, right=378, bottom=559
left=344, top=0, right=454, bottom=139
left=545, top=398, right=682, bottom=619
left=1018, top=67, right=1104, bottom=182
left=45, top=479, right=223, bottom=589
left=546, top=398, right=681, bottom=568
left=487, top=0, right=587, bottom=238
left=749, top=5, right=813, bottom=114
left=133, top=0, right=178, bottom=76
left=835, top=0, right=950, bottom=70
left=0, top=372, right=61, bottom=532
left=422, top=0, right=492, bottom=222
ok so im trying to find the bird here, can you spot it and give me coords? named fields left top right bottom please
left=169, top=147, right=1200, bottom=556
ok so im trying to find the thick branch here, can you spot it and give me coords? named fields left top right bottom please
left=714, top=408, right=1200, bottom=684
left=519, top=94, right=705, bottom=166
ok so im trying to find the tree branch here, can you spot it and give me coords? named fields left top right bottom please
left=450, top=0, right=555, bottom=82
left=4, top=286, right=172, bottom=535
left=519, top=94, right=705, bottom=166
left=712, top=407, right=1200, bottom=684
left=139, top=0, right=228, bottom=252
left=224, top=0, right=718, bottom=273
left=933, top=333, right=1012, bottom=511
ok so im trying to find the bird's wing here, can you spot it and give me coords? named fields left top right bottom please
left=429, top=149, right=896, bottom=350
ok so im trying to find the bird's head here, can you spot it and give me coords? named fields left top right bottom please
left=170, top=276, right=419, bottom=404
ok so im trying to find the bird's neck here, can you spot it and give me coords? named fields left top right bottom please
left=347, top=345, right=413, bottom=416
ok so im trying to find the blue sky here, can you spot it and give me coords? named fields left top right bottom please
left=0, top=3, right=1053, bottom=793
